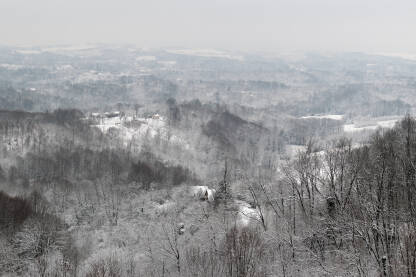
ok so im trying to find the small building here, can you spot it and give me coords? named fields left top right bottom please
left=106, top=111, right=121, bottom=118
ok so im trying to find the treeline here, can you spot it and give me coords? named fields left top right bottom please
left=306, top=86, right=411, bottom=117
left=0, top=109, right=100, bottom=156
left=0, top=109, right=85, bottom=126
left=128, top=154, right=194, bottom=190
left=0, top=86, right=72, bottom=112
left=268, top=85, right=411, bottom=118
left=8, top=146, right=195, bottom=191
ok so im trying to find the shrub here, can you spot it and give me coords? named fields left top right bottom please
left=85, top=256, right=122, bottom=277
left=0, top=191, right=32, bottom=229
left=221, top=227, right=267, bottom=277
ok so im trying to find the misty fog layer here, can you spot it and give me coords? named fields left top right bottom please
left=1, top=0, right=416, bottom=53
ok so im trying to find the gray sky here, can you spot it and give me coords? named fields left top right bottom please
left=1, top=0, right=416, bottom=53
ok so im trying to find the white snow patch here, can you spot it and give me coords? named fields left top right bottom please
left=191, top=186, right=216, bottom=202
left=166, top=49, right=244, bottom=61
left=42, top=45, right=97, bottom=53
left=157, top=61, right=176, bottom=66
left=344, top=119, right=398, bottom=133
left=16, top=50, right=41, bottom=55
left=0, top=64, right=25, bottom=70
left=74, top=71, right=116, bottom=82
left=343, top=124, right=378, bottom=133
left=57, top=64, right=74, bottom=71
left=136, top=56, right=156, bottom=61
left=286, top=145, right=307, bottom=157
left=376, top=52, right=416, bottom=61
left=377, top=119, right=398, bottom=128
left=93, top=114, right=190, bottom=149
left=301, top=114, right=344, bottom=120
left=235, top=200, right=261, bottom=226
left=154, top=201, right=176, bottom=214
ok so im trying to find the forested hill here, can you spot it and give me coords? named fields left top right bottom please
left=1, top=104, right=416, bottom=275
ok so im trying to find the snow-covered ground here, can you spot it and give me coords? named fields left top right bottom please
left=301, top=114, right=344, bottom=120
left=157, top=61, right=176, bottom=67
left=344, top=119, right=398, bottom=133
left=154, top=200, right=176, bottom=215
left=235, top=200, right=261, bottom=226
left=57, top=64, right=74, bottom=71
left=190, top=186, right=216, bottom=202
left=93, top=114, right=190, bottom=149
left=15, top=50, right=42, bottom=55
left=377, top=119, right=398, bottom=128
left=0, top=64, right=26, bottom=70
left=166, top=49, right=244, bottom=61
left=343, top=124, right=378, bottom=133
left=376, top=52, right=416, bottom=61
left=74, top=71, right=118, bottom=83
left=42, top=45, right=97, bottom=53
left=285, top=145, right=307, bottom=158
left=136, top=56, right=156, bottom=61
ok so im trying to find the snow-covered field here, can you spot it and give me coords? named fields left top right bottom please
left=136, top=56, right=156, bottom=61
left=344, top=119, right=398, bottom=133
left=15, top=50, right=42, bottom=55
left=0, top=63, right=26, bottom=70
left=93, top=113, right=190, bottom=149
left=42, top=45, right=97, bottom=53
left=301, top=114, right=344, bottom=120
left=166, top=49, right=244, bottom=61
left=285, top=145, right=307, bottom=158
left=157, top=61, right=176, bottom=66
left=75, top=71, right=117, bottom=82
left=376, top=52, right=416, bottom=61
left=377, top=119, right=398, bottom=128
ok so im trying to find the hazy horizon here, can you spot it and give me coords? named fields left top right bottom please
left=2, top=0, right=416, bottom=54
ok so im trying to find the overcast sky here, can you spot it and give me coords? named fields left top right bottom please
left=1, top=0, right=416, bottom=53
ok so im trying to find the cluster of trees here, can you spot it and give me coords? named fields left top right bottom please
left=142, top=225, right=270, bottom=277
left=276, top=116, right=416, bottom=276
left=0, top=191, right=77, bottom=275
left=0, top=108, right=201, bottom=275
left=128, top=158, right=192, bottom=190
left=0, top=109, right=98, bottom=157
left=282, top=117, right=343, bottom=145
left=8, top=145, right=194, bottom=192
left=0, top=108, right=194, bottom=191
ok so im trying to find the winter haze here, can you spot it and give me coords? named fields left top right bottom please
left=1, top=0, right=416, bottom=53
left=1, top=1, right=416, bottom=277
